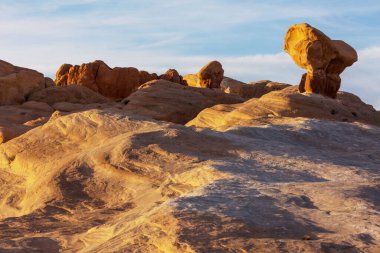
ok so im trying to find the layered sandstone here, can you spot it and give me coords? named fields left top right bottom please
left=284, top=23, right=358, bottom=98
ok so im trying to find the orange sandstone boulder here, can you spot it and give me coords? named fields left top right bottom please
left=284, top=23, right=357, bottom=98
left=55, top=60, right=157, bottom=99
left=197, top=61, right=224, bottom=88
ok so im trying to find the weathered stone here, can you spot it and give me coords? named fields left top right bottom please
left=284, top=23, right=358, bottom=98
left=197, top=61, right=224, bottom=88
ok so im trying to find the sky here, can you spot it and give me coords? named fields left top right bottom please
left=1, top=0, right=380, bottom=108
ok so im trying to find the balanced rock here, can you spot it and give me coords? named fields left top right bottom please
left=55, top=60, right=157, bottom=99
left=284, top=23, right=358, bottom=98
left=197, top=61, right=224, bottom=88
left=0, top=60, right=50, bottom=105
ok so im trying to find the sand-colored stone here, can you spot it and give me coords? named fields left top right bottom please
left=123, top=79, right=244, bottom=124
left=0, top=60, right=49, bottom=105
left=1, top=107, right=380, bottom=252
left=221, top=77, right=290, bottom=99
left=197, top=61, right=224, bottom=88
left=188, top=85, right=380, bottom=130
left=284, top=23, right=358, bottom=98
left=183, top=74, right=199, bottom=87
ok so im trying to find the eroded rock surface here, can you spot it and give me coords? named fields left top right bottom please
left=0, top=109, right=379, bottom=252
left=284, top=23, right=358, bottom=98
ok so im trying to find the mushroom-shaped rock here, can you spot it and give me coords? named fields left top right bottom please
left=197, top=61, right=224, bottom=88
left=284, top=23, right=357, bottom=98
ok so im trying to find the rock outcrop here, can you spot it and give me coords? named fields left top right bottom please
left=123, top=79, right=244, bottom=124
left=0, top=60, right=50, bottom=105
left=221, top=78, right=290, bottom=99
left=188, top=85, right=380, bottom=130
left=197, top=61, right=224, bottom=88
left=55, top=60, right=158, bottom=99
left=183, top=74, right=199, bottom=87
left=284, top=23, right=358, bottom=98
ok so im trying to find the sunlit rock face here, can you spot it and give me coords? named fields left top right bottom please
left=159, top=69, right=187, bottom=85
left=197, top=60, right=224, bottom=88
left=0, top=60, right=51, bottom=105
left=55, top=60, right=159, bottom=99
left=284, top=23, right=358, bottom=98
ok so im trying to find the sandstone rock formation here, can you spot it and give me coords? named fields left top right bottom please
left=188, top=85, right=380, bottom=130
left=0, top=60, right=51, bottom=105
left=221, top=78, right=290, bottom=99
left=55, top=60, right=158, bottom=99
left=197, top=61, right=224, bottom=88
left=123, top=79, right=244, bottom=124
left=284, top=23, right=358, bottom=98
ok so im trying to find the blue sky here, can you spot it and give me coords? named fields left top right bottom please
left=1, top=0, right=380, bottom=108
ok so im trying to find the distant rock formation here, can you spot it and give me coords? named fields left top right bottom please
left=284, top=23, right=358, bottom=98
left=183, top=61, right=224, bottom=88
left=221, top=78, right=290, bottom=99
left=159, top=69, right=186, bottom=85
left=0, top=60, right=51, bottom=105
left=55, top=60, right=158, bottom=99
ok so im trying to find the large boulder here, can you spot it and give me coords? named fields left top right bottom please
left=0, top=60, right=50, bottom=105
left=197, top=61, right=224, bottom=88
left=55, top=60, right=157, bottom=99
left=284, top=23, right=358, bottom=98
left=221, top=78, right=290, bottom=99
left=123, top=79, right=244, bottom=124
left=187, top=85, right=380, bottom=130
left=183, top=74, right=199, bottom=87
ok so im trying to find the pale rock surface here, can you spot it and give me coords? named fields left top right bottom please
left=284, top=23, right=358, bottom=98
left=0, top=60, right=49, bottom=105
left=221, top=77, right=290, bottom=99
left=187, top=85, right=380, bottom=130
left=0, top=109, right=379, bottom=252
left=123, top=79, right=244, bottom=124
